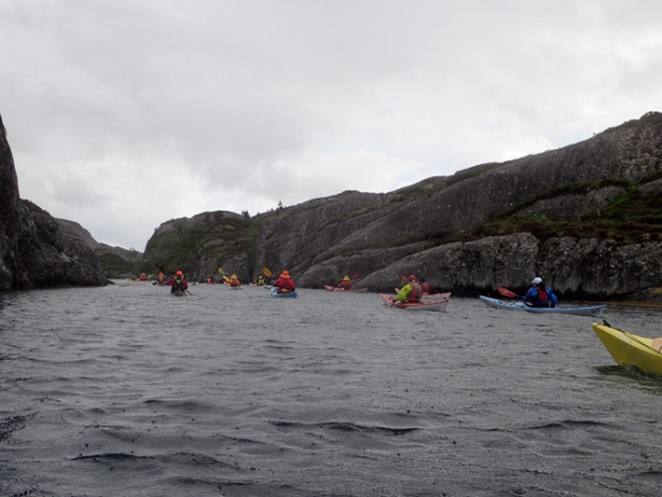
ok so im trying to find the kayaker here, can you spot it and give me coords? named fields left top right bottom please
left=256, top=274, right=265, bottom=286
left=273, top=270, right=296, bottom=293
left=394, top=275, right=422, bottom=303
left=337, top=275, right=352, bottom=290
left=524, top=277, right=558, bottom=308
left=171, top=270, right=189, bottom=295
left=229, top=274, right=241, bottom=287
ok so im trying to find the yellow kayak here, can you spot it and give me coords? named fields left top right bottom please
left=592, top=323, right=662, bottom=375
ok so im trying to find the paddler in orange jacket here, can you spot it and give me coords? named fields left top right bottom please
left=229, top=274, right=241, bottom=287
left=273, top=270, right=296, bottom=293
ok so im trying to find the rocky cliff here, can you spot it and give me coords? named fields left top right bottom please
left=0, top=114, right=108, bottom=289
left=259, top=112, right=662, bottom=297
left=141, top=211, right=257, bottom=281
left=56, top=219, right=142, bottom=278
left=142, top=112, right=662, bottom=298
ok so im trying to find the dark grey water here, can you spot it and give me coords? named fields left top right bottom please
left=1, top=283, right=661, bottom=497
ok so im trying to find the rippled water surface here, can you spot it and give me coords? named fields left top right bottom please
left=1, top=282, right=662, bottom=496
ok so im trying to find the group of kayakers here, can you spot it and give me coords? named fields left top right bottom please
left=388, top=274, right=557, bottom=308
left=148, top=268, right=297, bottom=295
left=142, top=267, right=558, bottom=308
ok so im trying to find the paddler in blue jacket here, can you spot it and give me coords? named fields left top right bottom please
left=524, top=277, right=558, bottom=308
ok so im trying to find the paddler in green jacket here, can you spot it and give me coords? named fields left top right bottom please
left=394, top=275, right=422, bottom=303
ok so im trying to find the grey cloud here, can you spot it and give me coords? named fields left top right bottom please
left=2, top=0, right=661, bottom=248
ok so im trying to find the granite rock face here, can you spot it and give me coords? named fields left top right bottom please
left=252, top=112, right=662, bottom=296
left=142, top=211, right=256, bottom=282
left=0, top=114, right=108, bottom=289
left=141, top=112, right=662, bottom=298
left=56, top=218, right=142, bottom=278
left=357, top=233, right=662, bottom=297
left=0, top=115, right=19, bottom=289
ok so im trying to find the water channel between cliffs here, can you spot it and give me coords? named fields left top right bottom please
left=1, top=283, right=661, bottom=497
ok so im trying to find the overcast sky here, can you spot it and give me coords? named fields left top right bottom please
left=1, top=1, right=661, bottom=250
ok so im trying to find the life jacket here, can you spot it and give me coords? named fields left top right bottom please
left=172, top=278, right=188, bottom=292
left=537, top=288, right=549, bottom=306
left=275, top=277, right=296, bottom=291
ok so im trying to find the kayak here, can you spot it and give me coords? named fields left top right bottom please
left=271, top=287, right=298, bottom=298
left=592, top=323, right=662, bottom=375
left=380, top=292, right=451, bottom=312
left=171, top=290, right=186, bottom=297
left=324, top=285, right=368, bottom=293
left=479, top=295, right=606, bottom=317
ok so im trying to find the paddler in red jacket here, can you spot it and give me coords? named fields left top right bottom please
left=170, top=270, right=189, bottom=294
left=273, top=270, right=296, bottom=293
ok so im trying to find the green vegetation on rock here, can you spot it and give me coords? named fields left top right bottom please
left=476, top=181, right=662, bottom=243
left=99, top=252, right=141, bottom=278
left=141, top=212, right=257, bottom=279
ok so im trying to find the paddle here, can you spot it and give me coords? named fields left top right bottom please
left=497, top=287, right=520, bottom=299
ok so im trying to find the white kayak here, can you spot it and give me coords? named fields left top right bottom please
left=380, top=292, right=451, bottom=312
left=479, top=295, right=606, bottom=317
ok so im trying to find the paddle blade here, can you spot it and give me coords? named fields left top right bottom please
left=262, top=266, right=273, bottom=277
left=498, top=287, right=519, bottom=299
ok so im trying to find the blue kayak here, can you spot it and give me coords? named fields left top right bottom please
left=479, top=295, right=606, bottom=317
left=271, top=287, right=298, bottom=298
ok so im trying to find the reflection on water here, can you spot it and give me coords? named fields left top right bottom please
left=1, top=283, right=662, bottom=496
